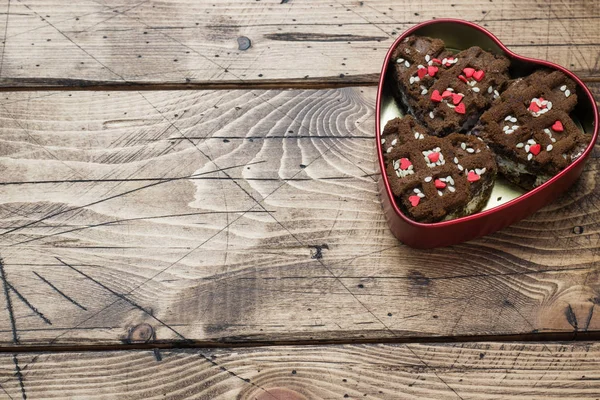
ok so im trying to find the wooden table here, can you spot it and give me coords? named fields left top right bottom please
left=0, top=1, right=599, bottom=398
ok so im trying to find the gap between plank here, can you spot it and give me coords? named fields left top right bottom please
left=1, top=330, right=600, bottom=354
left=0, top=75, right=597, bottom=91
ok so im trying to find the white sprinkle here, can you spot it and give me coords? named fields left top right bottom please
left=547, top=144, right=553, bottom=152
left=421, top=88, right=428, bottom=95
left=472, top=87, right=480, bottom=93
left=494, top=90, right=500, bottom=97
left=438, top=190, right=443, bottom=197
left=435, top=147, right=440, bottom=152
left=476, top=149, right=481, bottom=153
left=439, top=177, right=446, bottom=182
left=547, top=102, right=553, bottom=110
left=395, top=170, right=401, bottom=177
left=391, top=139, right=397, bottom=146
left=417, top=193, right=425, bottom=198
left=510, top=117, right=517, bottom=123
left=425, top=54, right=431, bottom=62
left=528, top=139, right=536, bottom=145
left=447, top=103, right=456, bottom=109
left=544, top=129, right=551, bottom=134
left=503, top=125, right=509, bottom=131
left=387, top=147, right=393, bottom=153
left=475, top=168, right=482, bottom=175
left=480, top=168, right=486, bottom=174
left=461, top=142, right=466, bottom=150
left=453, top=157, right=459, bottom=164
left=516, top=143, right=524, bottom=148
left=488, top=86, right=493, bottom=94
left=429, top=111, right=434, bottom=119
left=511, top=125, right=519, bottom=130
left=505, top=129, right=513, bottom=134
left=397, top=58, right=405, bottom=64
left=381, top=138, right=386, bottom=144
left=424, top=176, right=432, bottom=182
left=442, top=58, right=447, bottom=65
left=525, top=144, right=530, bottom=152
left=419, top=134, right=424, bottom=140
left=458, top=164, right=464, bottom=171
left=541, top=100, right=548, bottom=106
left=414, top=76, right=420, bottom=82
left=414, top=132, right=420, bottom=139
left=469, top=80, right=477, bottom=87
left=551, top=138, right=556, bottom=143
left=413, top=188, right=421, bottom=193
left=446, top=88, right=454, bottom=92
left=428, top=60, right=433, bottom=66
left=409, top=76, right=415, bottom=84
left=451, top=58, right=458, bottom=64
left=467, top=148, right=475, bottom=153
left=565, top=89, right=571, bottom=97
left=505, top=115, right=512, bottom=121
left=535, top=98, right=542, bottom=107
left=448, top=186, right=456, bottom=192
left=527, top=153, right=533, bottom=161
left=560, top=85, right=567, bottom=91
left=405, top=60, right=410, bottom=68
left=448, top=177, right=454, bottom=185
left=563, top=154, right=568, bottom=159
left=408, top=165, right=414, bottom=170
left=417, top=64, right=424, bottom=69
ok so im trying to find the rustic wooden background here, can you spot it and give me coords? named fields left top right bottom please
left=0, top=0, right=599, bottom=398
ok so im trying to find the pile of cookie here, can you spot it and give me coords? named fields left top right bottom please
left=384, top=36, right=588, bottom=223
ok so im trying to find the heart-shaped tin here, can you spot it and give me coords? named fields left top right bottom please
left=377, top=19, right=599, bottom=248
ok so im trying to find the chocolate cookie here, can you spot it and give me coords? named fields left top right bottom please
left=391, top=36, right=511, bottom=136
left=382, top=116, right=498, bottom=223
left=472, top=69, right=589, bottom=190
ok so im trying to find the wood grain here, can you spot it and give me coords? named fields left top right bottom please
left=1, top=342, right=600, bottom=399
left=0, top=86, right=599, bottom=347
left=0, top=0, right=597, bottom=87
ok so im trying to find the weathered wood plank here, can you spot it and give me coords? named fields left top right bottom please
left=0, top=86, right=599, bottom=346
left=1, top=342, right=600, bottom=399
left=0, top=0, right=597, bottom=87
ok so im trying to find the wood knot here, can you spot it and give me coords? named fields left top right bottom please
left=129, top=323, right=154, bottom=343
left=237, top=36, right=252, bottom=51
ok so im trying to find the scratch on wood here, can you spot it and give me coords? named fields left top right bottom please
left=32, top=271, right=87, bottom=311
left=566, top=304, right=578, bottom=330
left=0, top=257, right=18, bottom=343
left=12, top=354, right=26, bottom=400
left=56, top=257, right=188, bottom=341
left=7, top=282, right=52, bottom=325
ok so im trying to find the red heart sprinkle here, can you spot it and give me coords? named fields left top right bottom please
left=441, top=90, right=452, bottom=98
left=452, top=93, right=463, bottom=105
left=434, top=179, right=446, bottom=189
left=529, top=143, right=541, bottom=156
left=432, top=58, right=442, bottom=64
left=455, top=103, right=466, bottom=114
left=458, top=75, right=468, bottom=83
left=467, top=171, right=480, bottom=182
left=538, top=97, right=545, bottom=103
left=463, top=67, right=475, bottom=78
left=399, top=158, right=412, bottom=170
left=528, top=102, right=540, bottom=112
left=409, top=195, right=420, bottom=207
left=427, top=152, right=440, bottom=163
left=427, top=66, right=438, bottom=77
left=472, top=70, right=485, bottom=81
left=417, top=67, right=427, bottom=79
left=552, top=120, right=564, bottom=132
left=430, top=90, right=443, bottom=102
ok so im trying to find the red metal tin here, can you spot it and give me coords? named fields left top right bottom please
left=377, top=19, right=599, bottom=249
